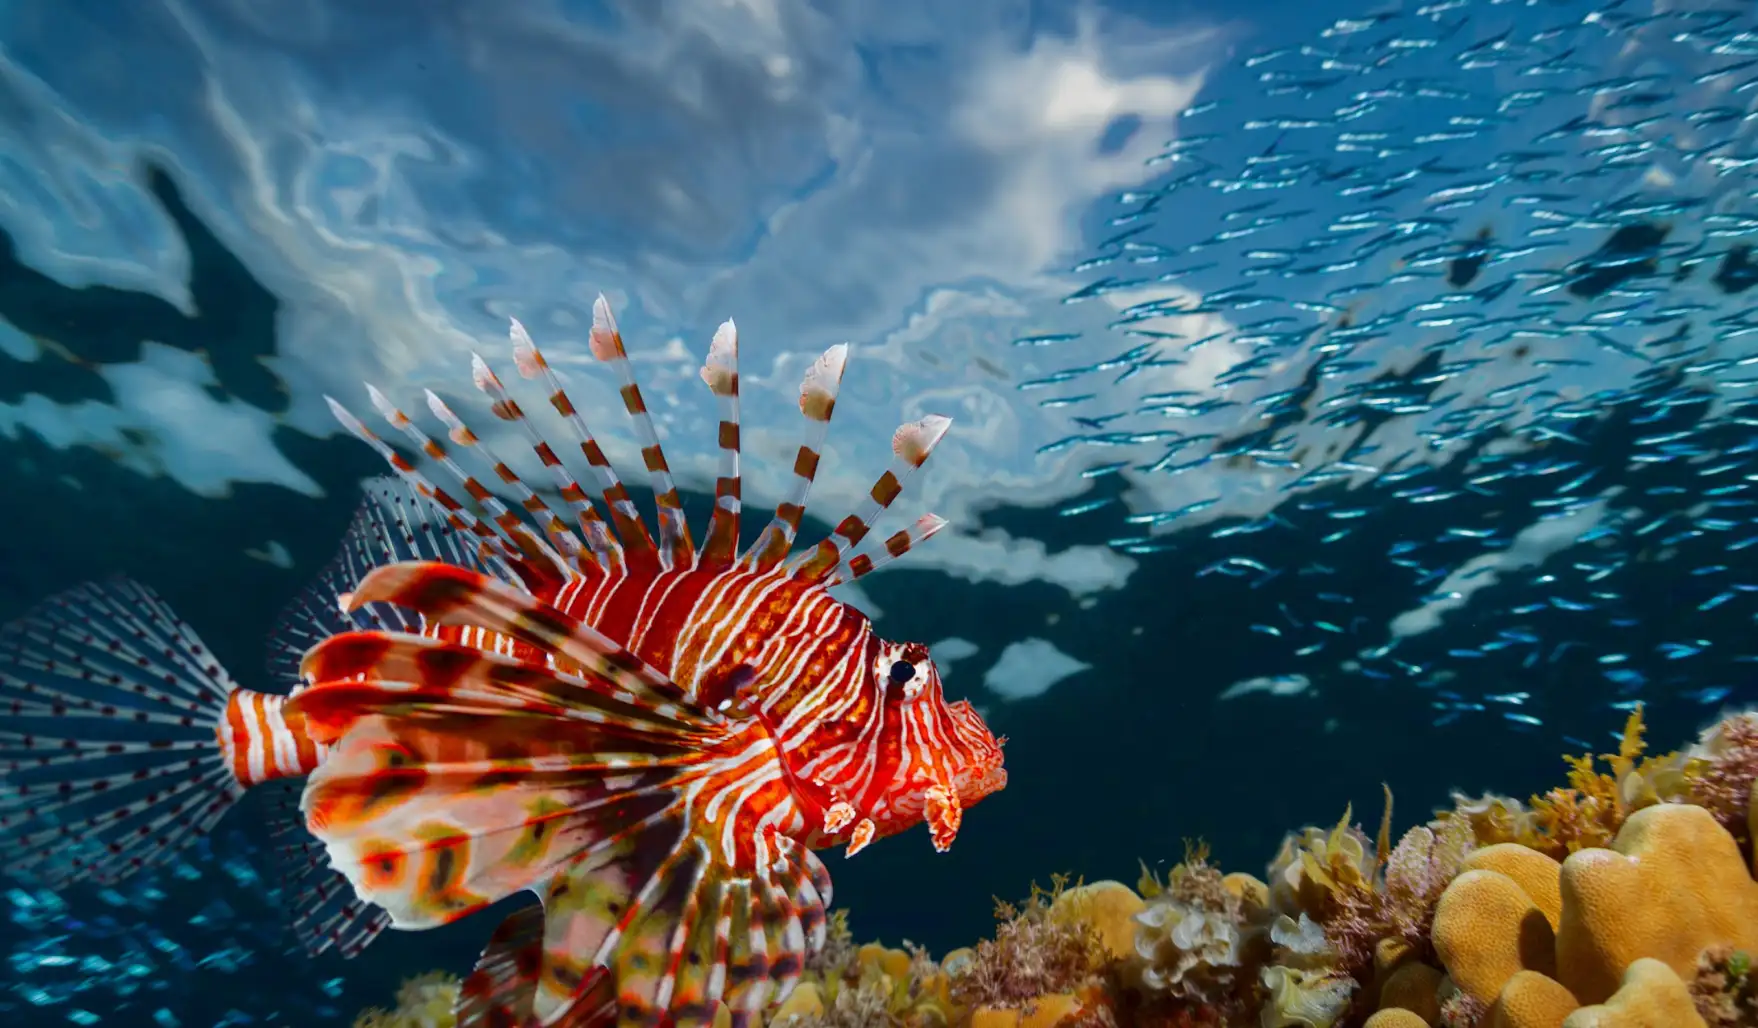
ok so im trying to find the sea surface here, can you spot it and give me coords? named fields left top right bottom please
left=4, top=0, right=1758, bottom=1024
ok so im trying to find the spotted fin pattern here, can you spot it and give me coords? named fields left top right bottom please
left=0, top=578, right=245, bottom=886
left=263, top=777, right=392, bottom=958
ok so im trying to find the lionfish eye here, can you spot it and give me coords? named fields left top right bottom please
left=888, top=660, right=916, bottom=685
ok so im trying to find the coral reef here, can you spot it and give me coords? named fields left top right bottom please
left=358, top=707, right=1758, bottom=1028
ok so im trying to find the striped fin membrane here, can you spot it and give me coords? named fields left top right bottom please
left=267, top=476, right=507, bottom=687
left=325, top=293, right=955, bottom=597
left=0, top=576, right=391, bottom=958
left=286, top=560, right=833, bottom=1028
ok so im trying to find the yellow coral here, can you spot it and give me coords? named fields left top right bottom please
left=1432, top=869, right=1557, bottom=1005
left=1556, top=803, right=1758, bottom=1005
left=1379, top=962, right=1443, bottom=1024
left=1363, top=1011, right=1430, bottom=1028
left=1560, top=958, right=1707, bottom=1028
left=353, top=972, right=461, bottom=1028
left=1485, top=971, right=1577, bottom=1028
left=1048, top=880, right=1144, bottom=962
left=1463, top=845, right=1563, bottom=931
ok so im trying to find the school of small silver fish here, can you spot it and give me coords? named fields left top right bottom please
left=1034, top=0, right=1758, bottom=744
left=5, top=0, right=1758, bottom=1024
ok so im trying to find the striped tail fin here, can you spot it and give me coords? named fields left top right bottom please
left=0, top=579, right=391, bottom=958
left=0, top=578, right=248, bottom=886
left=285, top=561, right=831, bottom=1027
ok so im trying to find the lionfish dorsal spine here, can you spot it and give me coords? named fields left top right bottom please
left=698, top=318, right=742, bottom=571
left=361, top=383, right=573, bottom=584
left=742, top=343, right=849, bottom=574
left=829, top=512, right=951, bottom=585
left=323, top=395, right=523, bottom=583
left=470, top=344, right=624, bottom=575
left=590, top=294, right=697, bottom=572
left=508, top=314, right=663, bottom=575
left=791, top=413, right=953, bottom=583
left=420, top=387, right=591, bottom=571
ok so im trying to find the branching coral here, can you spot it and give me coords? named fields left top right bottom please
left=1684, top=713, right=1758, bottom=853
left=949, top=876, right=1111, bottom=1017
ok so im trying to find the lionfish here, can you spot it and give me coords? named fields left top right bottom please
left=4, top=295, right=1008, bottom=1028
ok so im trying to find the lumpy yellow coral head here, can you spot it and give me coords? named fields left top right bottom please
left=1559, top=958, right=1706, bottom=1028
left=1432, top=870, right=1556, bottom=1005
left=1556, top=803, right=1758, bottom=1005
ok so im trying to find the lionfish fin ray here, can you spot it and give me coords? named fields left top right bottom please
left=325, top=560, right=702, bottom=719
left=828, top=513, right=951, bottom=586
left=590, top=295, right=697, bottom=571
left=507, top=316, right=661, bottom=575
left=267, top=476, right=507, bottom=687
left=743, top=344, right=849, bottom=573
left=325, top=395, right=529, bottom=585
left=473, top=344, right=625, bottom=575
left=793, top=414, right=953, bottom=583
left=262, top=777, right=391, bottom=958
left=698, top=319, right=742, bottom=571
left=454, top=905, right=616, bottom=1028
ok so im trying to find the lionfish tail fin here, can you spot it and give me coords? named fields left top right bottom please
left=263, top=777, right=391, bottom=959
left=590, top=295, right=697, bottom=572
left=743, top=344, right=850, bottom=574
left=697, top=319, right=742, bottom=572
left=792, top=414, right=954, bottom=584
left=522, top=822, right=831, bottom=1028
left=0, top=579, right=251, bottom=885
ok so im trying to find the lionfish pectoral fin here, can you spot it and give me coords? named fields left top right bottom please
left=456, top=904, right=616, bottom=1028
left=925, top=783, right=963, bottom=853
left=520, top=820, right=831, bottom=1028
left=295, top=708, right=687, bottom=933
left=328, top=560, right=703, bottom=716
left=0, top=578, right=249, bottom=887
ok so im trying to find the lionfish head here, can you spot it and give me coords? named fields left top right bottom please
left=866, top=638, right=1007, bottom=851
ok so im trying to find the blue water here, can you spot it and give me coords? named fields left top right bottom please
left=5, top=0, right=1758, bottom=1024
